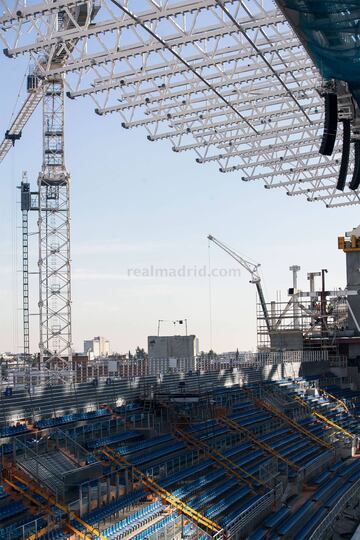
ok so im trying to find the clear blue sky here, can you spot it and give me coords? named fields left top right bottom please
left=1, top=55, right=359, bottom=355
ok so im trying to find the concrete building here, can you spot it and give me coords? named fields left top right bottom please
left=84, top=337, right=110, bottom=359
left=147, top=335, right=195, bottom=375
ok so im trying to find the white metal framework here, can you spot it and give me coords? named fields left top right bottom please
left=38, top=78, right=72, bottom=365
left=0, top=0, right=359, bottom=211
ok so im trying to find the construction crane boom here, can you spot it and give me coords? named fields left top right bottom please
left=207, top=234, right=271, bottom=333
left=0, top=76, right=44, bottom=163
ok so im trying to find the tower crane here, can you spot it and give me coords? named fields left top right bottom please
left=0, top=2, right=98, bottom=366
left=207, top=235, right=272, bottom=334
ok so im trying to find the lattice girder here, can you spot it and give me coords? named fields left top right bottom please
left=1, top=0, right=359, bottom=206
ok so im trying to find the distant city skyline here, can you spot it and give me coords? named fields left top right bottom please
left=1, top=56, right=360, bottom=356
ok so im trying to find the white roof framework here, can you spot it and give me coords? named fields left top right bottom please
left=1, top=0, right=359, bottom=207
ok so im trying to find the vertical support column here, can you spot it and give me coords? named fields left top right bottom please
left=289, top=265, right=301, bottom=329
left=307, top=271, right=321, bottom=309
left=79, top=485, right=83, bottom=517
left=320, top=269, right=328, bottom=337
left=124, top=469, right=129, bottom=494
left=21, top=180, right=30, bottom=357
left=106, top=475, right=111, bottom=504
left=87, top=483, right=91, bottom=514
left=97, top=479, right=101, bottom=507
left=38, top=77, right=72, bottom=367
left=116, top=472, right=120, bottom=498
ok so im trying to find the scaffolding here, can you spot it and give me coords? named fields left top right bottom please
left=3, top=473, right=97, bottom=540
left=257, top=291, right=349, bottom=350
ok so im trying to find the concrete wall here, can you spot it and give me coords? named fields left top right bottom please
left=346, top=251, right=360, bottom=334
left=148, top=335, right=195, bottom=358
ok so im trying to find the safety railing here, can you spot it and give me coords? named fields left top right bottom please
left=4, top=469, right=107, bottom=540
left=13, top=438, right=66, bottom=502
left=303, top=450, right=335, bottom=480
left=216, top=487, right=276, bottom=539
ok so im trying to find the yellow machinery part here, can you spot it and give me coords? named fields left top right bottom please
left=338, top=236, right=345, bottom=250
left=319, top=388, right=349, bottom=414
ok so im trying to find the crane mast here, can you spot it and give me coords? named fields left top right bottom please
left=207, top=235, right=272, bottom=334
left=0, top=3, right=98, bottom=365
left=39, top=76, right=72, bottom=366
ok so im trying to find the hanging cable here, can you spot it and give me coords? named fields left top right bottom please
left=8, top=61, right=30, bottom=126
left=208, top=239, right=214, bottom=351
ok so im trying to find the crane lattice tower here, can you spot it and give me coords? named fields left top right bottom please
left=38, top=75, right=72, bottom=366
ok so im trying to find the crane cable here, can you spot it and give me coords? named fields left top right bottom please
left=208, top=239, right=213, bottom=350
left=8, top=60, right=31, bottom=126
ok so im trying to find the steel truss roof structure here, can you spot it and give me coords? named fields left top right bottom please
left=1, top=0, right=360, bottom=207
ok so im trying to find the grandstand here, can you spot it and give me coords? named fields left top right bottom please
left=0, top=375, right=359, bottom=539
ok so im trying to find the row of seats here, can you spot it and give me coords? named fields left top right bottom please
left=0, top=424, right=29, bottom=438
left=94, top=423, right=265, bottom=537
left=82, top=489, right=146, bottom=525
left=0, top=516, right=47, bottom=540
left=113, top=403, right=141, bottom=414
left=42, top=530, right=69, bottom=540
left=49, top=418, right=122, bottom=440
left=86, top=430, right=141, bottom=450
left=91, top=385, right=334, bottom=538
left=205, top=485, right=251, bottom=519
left=132, top=441, right=186, bottom=467
left=271, top=379, right=360, bottom=438
left=131, top=513, right=176, bottom=540
left=0, top=500, right=26, bottom=521
left=116, top=434, right=172, bottom=456
left=35, top=409, right=110, bottom=429
left=249, top=458, right=360, bottom=539
left=103, top=501, right=163, bottom=539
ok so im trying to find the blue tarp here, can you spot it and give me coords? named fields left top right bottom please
left=280, top=1, right=360, bottom=105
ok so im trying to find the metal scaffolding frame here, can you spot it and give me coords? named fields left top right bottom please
left=38, top=78, right=72, bottom=365
left=1, top=0, right=360, bottom=206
